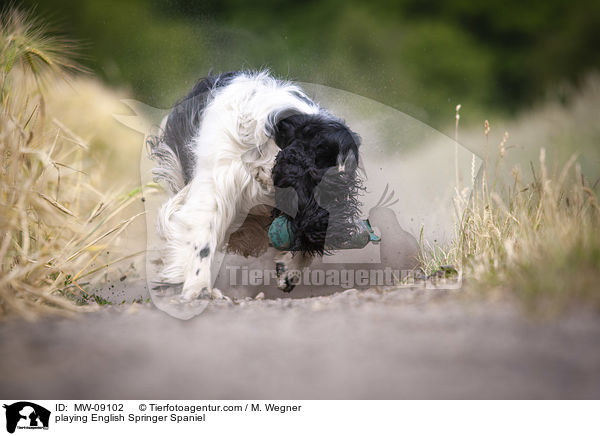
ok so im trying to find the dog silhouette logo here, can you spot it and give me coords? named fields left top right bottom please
left=3, top=402, right=50, bottom=433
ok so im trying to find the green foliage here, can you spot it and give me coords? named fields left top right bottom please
left=17, top=0, right=600, bottom=129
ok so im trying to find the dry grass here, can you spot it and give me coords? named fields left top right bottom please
left=0, top=8, right=143, bottom=320
left=421, top=87, right=600, bottom=314
left=460, top=147, right=600, bottom=313
left=0, top=7, right=83, bottom=96
left=2, top=7, right=597, bottom=320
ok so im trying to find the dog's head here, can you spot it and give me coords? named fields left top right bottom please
left=271, top=112, right=363, bottom=255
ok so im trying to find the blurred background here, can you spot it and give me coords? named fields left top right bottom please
left=2, top=0, right=600, bottom=398
left=16, top=0, right=600, bottom=134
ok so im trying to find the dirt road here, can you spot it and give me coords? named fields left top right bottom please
left=1, top=286, right=599, bottom=399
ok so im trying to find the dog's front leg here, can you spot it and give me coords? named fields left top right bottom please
left=179, top=211, right=221, bottom=301
left=274, top=251, right=313, bottom=292
left=178, top=162, right=254, bottom=301
left=174, top=176, right=229, bottom=301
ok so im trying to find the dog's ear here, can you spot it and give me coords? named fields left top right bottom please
left=268, top=110, right=306, bottom=149
left=288, top=198, right=330, bottom=255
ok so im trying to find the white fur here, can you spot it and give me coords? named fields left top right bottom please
left=155, top=71, right=319, bottom=300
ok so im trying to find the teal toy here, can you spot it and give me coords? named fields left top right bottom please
left=268, top=216, right=294, bottom=250
left=268, top=216, right=381, bottom=251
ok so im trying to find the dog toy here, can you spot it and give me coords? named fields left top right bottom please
left=269, top=216, right=381, bottom=251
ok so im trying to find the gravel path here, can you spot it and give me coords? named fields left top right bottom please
left=1, top=287, right=599, bottom=399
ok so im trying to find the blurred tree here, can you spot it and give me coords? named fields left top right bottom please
left=14, top=0, right=600, bottom=130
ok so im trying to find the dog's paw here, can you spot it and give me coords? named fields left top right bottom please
left=210, top=287, right=225, bottom=299
left=180, top=284, right=226, bottom=302
left=275, top=262, right=300, bottom=293
left=180, top=285, right=211, bottom=302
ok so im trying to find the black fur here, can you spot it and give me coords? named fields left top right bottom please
left=162, top=71, right=237, bottom=184
left=199, top=244, right=210, bottom=258
left=272, top=113, right=363, bottom=255
left=154, top=70, right=364, bottom=258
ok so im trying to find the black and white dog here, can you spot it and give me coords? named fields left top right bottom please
left=150, top=70, right=363, bottom=300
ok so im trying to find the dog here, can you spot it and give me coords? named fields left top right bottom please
left=149, top=70, right=363, bottom=300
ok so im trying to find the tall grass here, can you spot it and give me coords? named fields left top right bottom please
left=422, top=103, right=600, bottom=314
left=0, top=8, right=83, bottom=98
left=460, top=145, right=600, bottom=313
left=0, top=8, right=142, bottom=319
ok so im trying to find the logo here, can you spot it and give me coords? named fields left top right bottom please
left=3, top=402, right=50, bottom=433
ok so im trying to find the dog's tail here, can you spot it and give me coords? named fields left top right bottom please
left=147, top=123, right=187, bottom=196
